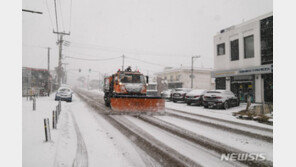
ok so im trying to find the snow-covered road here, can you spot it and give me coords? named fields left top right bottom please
left=23, top=89, right=273, bottom=166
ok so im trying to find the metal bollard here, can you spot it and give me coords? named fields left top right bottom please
left=55, top=110, right=58, bottom=127
left=52, top=111, right=56, bottom=129
left=58, top=100, right=61, bottom=112
left=33, top=98, right=36, bottom=111
left=44, top=119, right=48, bottom=142
left=46, top=118, right=51, bottom=141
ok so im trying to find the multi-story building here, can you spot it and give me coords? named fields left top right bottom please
left=212, top=12, right=273, bottom=103
left=155, top=66, right=215, bottom=90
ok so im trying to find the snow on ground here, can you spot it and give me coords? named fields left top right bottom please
left=166, top=101, right=273, bottom=129
left=124, top=116, right=245, bottom=167
left=154, top=115, right=273, bottom=161
left=68, top=94, right=158, bottom=167
left=23, top=92, right=157, bottom=167
left=23, top=94, right=76, bottom=167
left=81, top=88, right=104, bottom=96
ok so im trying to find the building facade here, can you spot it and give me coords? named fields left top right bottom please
left=212, top=12, right=273, bottom=103
left=156, top=67, right=215, bottom=90
left=22, top=67, right=52, bottom=96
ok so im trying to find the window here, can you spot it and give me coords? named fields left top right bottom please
left=176, top=75, right=181, bottom=81
left=244, top=35, right=254, bottom=58
left=217, top=43, right=225, bottom=55
left=231, top=39, right=239, bottom=61
left=120, top=74, right=145, bottom=83
left=215, top=77, right=226, bottom=89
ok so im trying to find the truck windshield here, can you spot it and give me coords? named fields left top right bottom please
left=120, top=74, right=145, bottom=84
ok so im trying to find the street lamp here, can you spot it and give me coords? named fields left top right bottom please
left=191, top=55, right=201, bottom=88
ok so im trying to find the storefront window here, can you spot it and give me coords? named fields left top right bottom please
left=231, top=75, right=255, bottom=102
left=215, top=77, right=226, bottom=89
left=244, top=35, right=254, bottom=58
left=231, top=39, right=239, bottom=61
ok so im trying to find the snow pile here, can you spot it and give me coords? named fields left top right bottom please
left=165, top=101, right=271, bottom=128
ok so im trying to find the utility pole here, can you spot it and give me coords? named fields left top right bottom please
left=62, top=63, right=69, bottom=84
left=47, top=47, right=52, bottom=94
left=47, top=47, right=51, bottom=71
left=191, top=55, right=201, bottom=89
left=122, top=54, right=125, bottom=71
left=53, top=31, right=70, bottom=87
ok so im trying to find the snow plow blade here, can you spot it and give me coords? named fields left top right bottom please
left=110, top=95, right=165, bottom=113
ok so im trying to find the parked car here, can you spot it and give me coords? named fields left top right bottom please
left=185, top=89, right=207, bottom=106
left=161, top=89, right=173, bottom=100
left=55, top=87, right=73, bottom=102
left=203, top=90, right=240, bottom=109
left=172, top=88, right=192, bottom=103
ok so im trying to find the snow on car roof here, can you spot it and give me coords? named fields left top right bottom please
left=207, top=89, right=225, bottom=93
left=189, top=89, right=207, bottom=94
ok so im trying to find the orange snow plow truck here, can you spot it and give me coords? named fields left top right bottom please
left=103, top=67, right=165, bottom=113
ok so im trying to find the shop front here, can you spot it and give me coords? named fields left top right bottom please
left=212, top=64, right=272, bottom=103
left=230, top=75, right=255, bottom=102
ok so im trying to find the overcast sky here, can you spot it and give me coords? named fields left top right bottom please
left=22, top=0, right=272, bottom=83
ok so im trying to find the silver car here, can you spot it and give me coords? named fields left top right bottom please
left=172, top=88, right=192, bottom=103
left=203, top=90, right=240, bottom=109
left=185, top=89, right=207, bottom=106
left=55, top=87, right=73, bottom=102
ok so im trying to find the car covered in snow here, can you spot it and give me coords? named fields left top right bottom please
left=185, top=89, right=207, bottom=106
left=203, top=89, right=239, bottom=109
left=172, top=88, right=192, bottom=103
left=161, top=89, right=173, bottom=100
left=55, top=87, right=73, bottom=102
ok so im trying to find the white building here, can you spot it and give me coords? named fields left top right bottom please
left=155, top=67, right=215, bottom=90
left=212, top=12, right=273, bottom=103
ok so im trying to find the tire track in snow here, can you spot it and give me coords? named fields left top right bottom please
left=70, top=111, right=89, bottom=167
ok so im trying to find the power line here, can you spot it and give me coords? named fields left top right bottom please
left=125, top=56, right=166, bottom=67
left=65, top=55, right=122, bottom=61
left=44, top=0, right=55, bottom=31
left=58, top=0, right=65, bottom=31
left=23, top=44, right=48, bottom=49
left=53, top=0, right=59, bottom=39
left=68, top=41, right=191, bottom=58
left=69, top=0, right=73, bottom=32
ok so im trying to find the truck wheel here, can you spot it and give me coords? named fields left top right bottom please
left=187, top=102, right=191, bottom=105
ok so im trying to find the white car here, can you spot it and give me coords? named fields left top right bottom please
left=203, top=90, right=240, bottom=109
left=55, top=87, right=73, bottom=102
left=161, top=89, right=173, bottom=100
left=185, top=89, right=207, bottom=106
